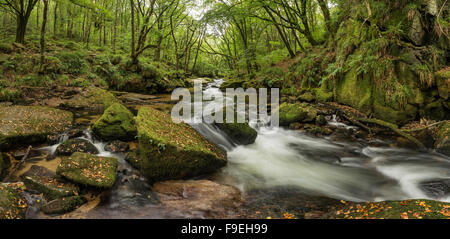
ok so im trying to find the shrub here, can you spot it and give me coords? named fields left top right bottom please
left=0, top=88, right=22, bottom=102
left=258, top=67, right=286, bottom=88
left=71, top=78, right=91, bottom=88
left=56, top=51, right=88, bottom=76
left=41, top=56, right=62, bottom=74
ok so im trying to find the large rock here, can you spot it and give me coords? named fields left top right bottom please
left=0, top=183, right=27, bottom=219
left=436, top=121, right=450, bottom=156
left=216, top=123, right=257, bottom=145
left=55, top=138, right=99, bottom=156
left=56, top=152, right=118, bottom=189
left=215, top=107, right=257, bottom=145
left=219, top=79, right=247, bottom=91
left=41, top=196, right=87, bottom=215
left=278, top=103, right=318, bottom=127
left=0, top=106, right=73, bottom=150
left=153, top=180, right=242, bottom=218
left=136, top=107, right=227, bottom=182
left=92, top=103, right=137, bottom=141
left=21, top=165, right=79, bottom=200
left=61, top=87, right=120, bottom=114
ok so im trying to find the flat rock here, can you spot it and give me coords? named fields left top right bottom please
left=0, top=106, right=73, bottom=150
left=153, top=180, right=242, bottom=218
left=56, top=152, right=118, bottom=189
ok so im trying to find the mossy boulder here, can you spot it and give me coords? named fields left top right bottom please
left=435, top=67, right=449, bottom=100
left=219, top=79, right=247, bottom=91
left=215, top=107, right=258, bottom=145
left=56, top=152, right=118, bottom=189
left=61, top=87, right=120, bottom=114
left=216, top=122, right=257, bottom=145
left=298, top=92, right=316, bottom=102
left=436, top=121, right=450, bottom=156
left=55, top=138, right=99, bottom=156
left=277, top=103, right=318, bottom=127
left=136, top=107, right=227, bottom=182
left=92, top=103, right=137, bottom=141
left=0, top=106, right=73, bottom=150
left=0, top=183, right=27, bottom=219
left=22, top=165, right=79, bottom=200
left=41, top=196, right=87, bottom=215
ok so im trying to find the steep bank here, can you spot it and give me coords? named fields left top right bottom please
left=257, top=0, right=449, bottom=126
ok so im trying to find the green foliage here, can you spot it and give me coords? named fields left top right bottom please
left=257, top=67, right=285, bottom=88
left=56, top=51, right=88, bottom=76
left=71, top=78, right=91, bottom=88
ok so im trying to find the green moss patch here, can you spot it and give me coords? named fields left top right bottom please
left=333, top=199, right=450, bottom=219
left=277, top=103, right=318, bottom=127
left=436, top=121, right=450, bottom=156
left=41, top=196, right=87, bottom=215
left=56, top=152, right=118, bottom=189
left=136, top=107, right=227, bottom=182
left=0, top=106, right=73, bottom=150
left=22, top=165, right=79, bottom=200
left=92, top=103, right=137, bottom=141
left=61, top=87, right=120, bottom=114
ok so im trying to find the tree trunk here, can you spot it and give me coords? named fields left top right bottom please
left=16, top=16, right=28, bottom=43
left=39, top=0, right=49, bottom=73
left=53, top=1, right=58, bottom=36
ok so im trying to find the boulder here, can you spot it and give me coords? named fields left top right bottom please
left=104, top=140, right=129, bottom=153
left=56, top=152, right=118, bottom=189
left=219, top=79, right=247, bottom=91
left=215, top=122, right=257, bottom=145
left=21, top=165, right=79, bottom=200
left=420, top=179, right=450, bottom=198
left=61, top=87, right=120, bottom=114
left=92, top=103, right=137, bottom=141
left=41, top=196, right=87, bottom=215
left=153, top=180, right=242, bottom=218
left=136, top=107, right=227, bottom=182
left=298, top=92, right=315, bottom=102
left=436, top=121, right=450, bottom=156
left=0, top=106, right=73, bottom=150
left=278, top=103, right=318, bottom=127
left=0, top=183, right=27, bottom=219
left=55, top=138, right=99, bottom=156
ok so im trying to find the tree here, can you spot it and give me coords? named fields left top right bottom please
left=0, top=0, right=40, bottom=43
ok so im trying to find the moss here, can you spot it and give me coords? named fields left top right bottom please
left=92, top=103, right=137, bottom=141
left=0, top=88, right=22, bottom=103
left=56, top=152, right=118, bottom=189
left=436, top=121, right=450, bottom=156
left=435, top=67, right=450, bottom=100
left=41, top=196, right=87, bottom=215
left=0, top=184, right=27, bottom=219
left=136, top=107, right=227, bottom=182
left=0, top=43, right=14, bottom=54
left=278, top=103, right=318, bottom=127
left=22, top=174, right=79, bottom=201
left=125, top=150, right=142, bottom=170
left=219, top=79, right=247, bottom=91
left=55, top=138, right=99, bottom=156
left=0, top=106, right=73, bottom=150
left=56, top=51, right=88, bottom=76
left=424, top=101, right=446, bottom=121
left=61, top=87, right=120, bottom=113
left=298, top=92, right=316, bottom=102
left=315, top=87, right=333, bottom=103
left=333, top=199, right=450, bottom=219
left=373, top=104, right=418, bottom=126
left=216, top=122, right=257, bottom=145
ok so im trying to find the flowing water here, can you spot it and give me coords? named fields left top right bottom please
left=25, top=79, right=450, bottom=218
